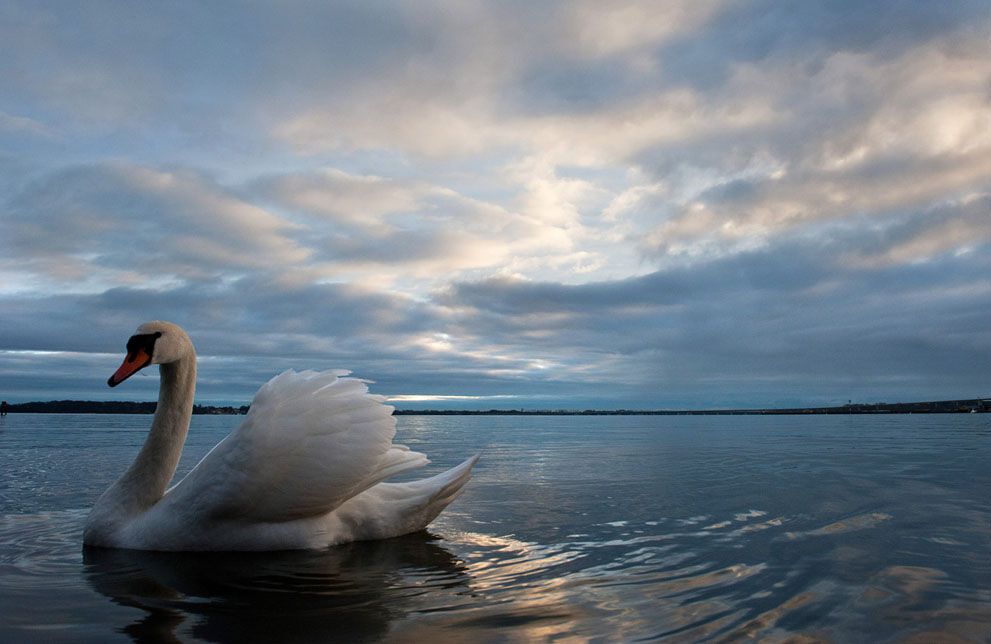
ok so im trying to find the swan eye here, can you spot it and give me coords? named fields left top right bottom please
left=125, top=333, right=161, bottom=356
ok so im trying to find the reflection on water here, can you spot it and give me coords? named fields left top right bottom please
left=0, top=413, right=989, bottom=641
left=1, top=504, right=989, bottom=642
left=83, top=533, right=468, bottom=643
left=785, top=511, right=892, bottom=539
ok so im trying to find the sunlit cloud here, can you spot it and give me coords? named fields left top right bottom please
left=386, top=395, right=520, bottom=403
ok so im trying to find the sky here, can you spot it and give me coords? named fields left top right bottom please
left=1, top=0, right=989, bottom=409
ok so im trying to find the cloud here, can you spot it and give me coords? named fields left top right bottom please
left=0, top=111, right=53, bottom=138
left=0, top=164, right=308, bottom=287
left=441, top=230, right=991, bottom=405
left=256, top=169, right=428, bottom=225
left=268, top=2, right=775, bottom=162
left=625, top=30, right=991, bottom=262
left=653, top=0, right=990, bottom=89
left=0, top=158, right=607, bottom=300
left=253, top=166, right=598, bottom=284
left=846, top=195, right=991, bottom=267
left=0, top=274, right=592, bottom=404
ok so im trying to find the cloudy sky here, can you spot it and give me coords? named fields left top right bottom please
left=1, top=1, right=989, bottom=409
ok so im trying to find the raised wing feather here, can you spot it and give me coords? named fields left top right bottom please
left=166, top=370, right=427, bottom=523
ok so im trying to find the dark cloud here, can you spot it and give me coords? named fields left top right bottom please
left=443, top=227, right=991, bottom=406
left=0, top=164, right=306, bottom=282
left=0, top=276, right=575, bottom=404
left=655, top=0, right=989, bottom=90
left=443, top=239, right=843, bottom=316
left=0, top=278, right=430, bottom=354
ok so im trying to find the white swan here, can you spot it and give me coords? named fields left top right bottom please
left=84, top=321, right=478, bottom=551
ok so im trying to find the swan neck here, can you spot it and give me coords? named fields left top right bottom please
left=118, top=356, right=196, bottom=510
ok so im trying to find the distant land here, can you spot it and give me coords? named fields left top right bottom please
left=2, top=397, right=988, bottom=415
left=4, top=401, right=250, bottom=415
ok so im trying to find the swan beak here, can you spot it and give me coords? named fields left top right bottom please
left=108, top=348, right=152, bottom=387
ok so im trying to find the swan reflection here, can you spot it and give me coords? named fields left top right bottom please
left=83, top=532, right=469, bottom=643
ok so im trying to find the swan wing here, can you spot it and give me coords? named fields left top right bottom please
left=167, top=369, right=428, bottom=523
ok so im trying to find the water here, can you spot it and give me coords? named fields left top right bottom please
left=1, top=413, right=989, bottom=642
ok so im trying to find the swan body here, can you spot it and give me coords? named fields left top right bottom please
left=84, top=321, right=477, bottom=551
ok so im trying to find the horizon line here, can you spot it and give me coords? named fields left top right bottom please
left=3, top=396, right=988, bottom=416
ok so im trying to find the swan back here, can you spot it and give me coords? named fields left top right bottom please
left=159, top=369, right=426, bottom=525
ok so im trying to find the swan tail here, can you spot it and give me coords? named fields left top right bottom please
left=331, top=455, right=479, bottom=542
left=349, top=445, right=430, bottom=498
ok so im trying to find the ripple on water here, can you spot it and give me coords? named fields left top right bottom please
left=0, top=510, right=87, bottom=585
left=0, top=510, right=828, bottom=641
left=0, top=478, right=991, bottom=641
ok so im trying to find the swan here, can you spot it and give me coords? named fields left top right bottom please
left=84, top=321, right=478, bottom=551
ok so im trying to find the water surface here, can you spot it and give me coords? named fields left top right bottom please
left=1, top=413, right=989, bottom=642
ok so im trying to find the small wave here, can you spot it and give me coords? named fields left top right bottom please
left=733, top=509, right=768, bottom=521
left=0, top=510, right=87, bottom=586
left=784, top=512, right=893, bottom=540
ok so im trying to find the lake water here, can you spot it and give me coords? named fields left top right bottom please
left=0, top=413, right=989, bottom=642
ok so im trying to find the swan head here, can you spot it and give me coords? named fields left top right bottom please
left=108, top=321, right=194, bottom=387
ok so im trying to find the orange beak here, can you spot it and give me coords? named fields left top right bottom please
left=108, top=347, right=152, bottom=387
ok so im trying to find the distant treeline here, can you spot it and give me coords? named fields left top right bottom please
left=4, top=397, right=987, bottom=415
left=393, top=398, right=989, bottom=415
left=5, top=400, right=249, bottom=415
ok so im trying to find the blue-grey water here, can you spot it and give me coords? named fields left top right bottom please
left=0, top=413, right=989, bottom=642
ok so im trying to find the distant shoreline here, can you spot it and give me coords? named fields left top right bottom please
left=2, top=401, right=250, bottom=415
left=2, top=397, right=987, bottom=415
